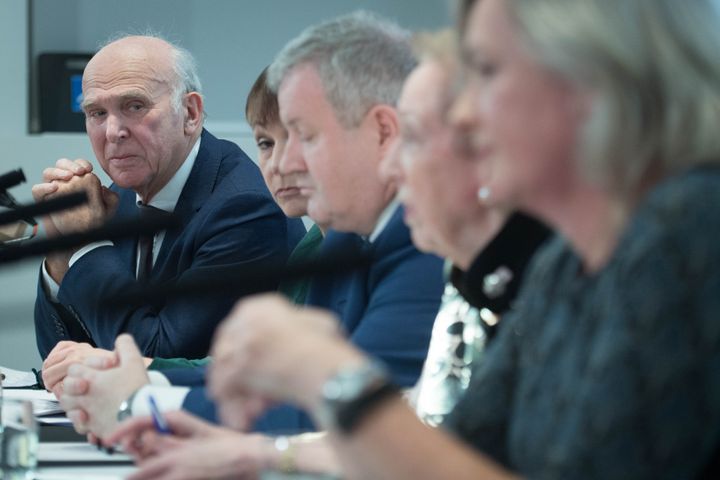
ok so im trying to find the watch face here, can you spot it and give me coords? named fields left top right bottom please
left=117, top=400, right=131, bottom=423
left=318, top=361, right=397, bottom=434
left=323, top=371, right=368, bottom=402
left=324, top=364, right=383, bottom=402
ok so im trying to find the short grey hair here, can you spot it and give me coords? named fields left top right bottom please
left=267, top=10, right=416, bottom=127
left=497, top=0, right=720, bottom=196
left=99, top=32, right=203, bottom=115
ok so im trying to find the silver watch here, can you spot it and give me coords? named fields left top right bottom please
left=315, top=360, right=395, bottom=433
left=117, top=389, right=140, bottom=423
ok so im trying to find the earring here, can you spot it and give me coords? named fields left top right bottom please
left=477, top=186, right=491, bottom=202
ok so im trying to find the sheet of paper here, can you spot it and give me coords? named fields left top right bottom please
left=35, top=465, right=137, bottom=480
left=2, top=388, right=64, bottom=416
left=38, top=442, right=134, bottom=464
left=0, top=365, right=37, bottom=387
left=37, top=415, right=72, bottom=426
left=2, top=388, right=56, bottom=402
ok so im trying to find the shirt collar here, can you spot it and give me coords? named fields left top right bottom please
left=368, top=198, right=400, bottom=244
left=136, top=137, right=201, bottom=212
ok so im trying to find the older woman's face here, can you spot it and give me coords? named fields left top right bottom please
left=254, top=122, right=308, bottom=218
left=381, top=60, right=491, bottom=262
left=452, top=0, right=584, bottom=214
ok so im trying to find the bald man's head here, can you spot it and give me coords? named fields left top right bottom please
left=80, top=35, right=204, bottom=202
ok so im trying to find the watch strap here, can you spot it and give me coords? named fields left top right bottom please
left=334, top=380, right=399, bottom=434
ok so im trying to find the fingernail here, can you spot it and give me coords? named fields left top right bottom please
left=95, top=438, right=102, bottom=450
left=105, top=446, right=115, bottom=455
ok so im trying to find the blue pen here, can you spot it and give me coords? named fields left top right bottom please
left=148, top=394, right=172, bottom=435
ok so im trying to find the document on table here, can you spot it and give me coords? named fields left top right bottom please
left=37, top=415, right=73, bottom=426
left=34, top=466, right=137, bottom=480
left=38, top=442, right=134, bottom=464
left=0, top=365, right=37, bottom=387
left=2, top=388, right=64, bottom=416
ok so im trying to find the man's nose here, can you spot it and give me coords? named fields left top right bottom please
left=278, top=133, right=307, bottom=175
left=105, top=114, right=129, bottom=143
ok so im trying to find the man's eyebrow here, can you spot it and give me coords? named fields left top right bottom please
left=81, top=90, right=153, bottom=110
left=117, top=90, right=153, bottom=102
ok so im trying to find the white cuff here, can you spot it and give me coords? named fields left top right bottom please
left=68, top=241, right=114, bottom=267
left=130, top=384, right=190, bottom=417
left=41, top=259, right=61, bottom=302
left=147, top=370, right=171, bottom=387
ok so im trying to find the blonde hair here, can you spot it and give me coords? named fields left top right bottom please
left=411, top=29, right=458, bottom=65
left=460, top=0, right=720, bottom=196
left=411, top=29, right=462, bottom=111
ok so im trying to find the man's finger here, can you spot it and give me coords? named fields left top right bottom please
left=31, top=182, right=59, bottom=201
left=66, top=409, right=89, bottom=434
left=62, top=376, right=90, bottom=395
left=42, top=167, right=74, bottom=183
left=51, top=384, right=64, bottom=398
left=128, top=453, right=176, bottom=480
left=41, top=361, right=71, bottom=392
left=72, top=158, right=94, bottom=172
left=104, top=415, right=155, bottom=447
left=115, top=334, right=143, bottom=366
left=56, top=158, right=90, bottom=175
left=43, top=342, right=76, bottom=366
left=83, top=355, right=115, bottom=369
left=66, top=363, right=94, bottom=380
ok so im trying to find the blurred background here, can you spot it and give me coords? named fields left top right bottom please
left=0, top=0, right=451, bottom=369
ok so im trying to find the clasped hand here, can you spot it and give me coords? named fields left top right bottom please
left=32, top=158, right=119, bottom=237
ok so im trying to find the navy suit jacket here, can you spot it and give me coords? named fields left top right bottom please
left=169, top=206, right=444, bottom=430
left=34, top=129, right=305, bottom=359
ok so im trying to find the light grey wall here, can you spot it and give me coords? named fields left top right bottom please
left=0, top=0, right=451, bottom=371
left=33, top=0, right=451, bottom=133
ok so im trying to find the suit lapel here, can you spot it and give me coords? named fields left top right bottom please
left=154, top=129, right=222, bottom=270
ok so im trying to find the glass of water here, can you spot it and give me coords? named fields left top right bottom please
left=0, top=398, right=38, bottom=477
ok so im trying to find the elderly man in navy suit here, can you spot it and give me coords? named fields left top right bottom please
left=57, top=12, right=443, bottom=439
left=33, top=35, right=304, bottom=360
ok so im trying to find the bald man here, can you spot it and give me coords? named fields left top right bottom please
left=33, top=35, right=304, bottom=360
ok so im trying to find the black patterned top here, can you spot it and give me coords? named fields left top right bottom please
left=444, top=167, right=720, bottom=479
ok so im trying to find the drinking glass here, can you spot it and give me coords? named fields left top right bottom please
left=0, top=398, right=38, bottom=478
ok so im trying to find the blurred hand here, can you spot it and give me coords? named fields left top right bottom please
left=209, top=294, right=366, bottom=428
left=106, top=410, right=232, bottom=459
left=127, top=433, right=269, bottom=480
left=106, top=410, right=269, bottom=480
left=59, top=334, right=150, bottom=438
left=42, top=341, right=117, bottom=397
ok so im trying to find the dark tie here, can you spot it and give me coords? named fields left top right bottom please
left=136, top=204, right=157, bottom=280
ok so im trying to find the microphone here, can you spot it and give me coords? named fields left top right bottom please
left=0, top=169, right=26, bottom=192
left=0, top=192, right=88, bottom=228
left=0, top=209, right=180, bottom=266
left=0, top=169, right=36, bottom=226
left=0, top=191, right=38, bottom=227
left=105, top=247, right=372, bottom=307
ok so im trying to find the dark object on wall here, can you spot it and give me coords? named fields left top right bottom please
left=37, top=53, right=93, bottom=132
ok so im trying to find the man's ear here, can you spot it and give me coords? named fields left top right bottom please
left=183, top=92, right=204, bottom=136
left=367, top=104, right=400, bottom=156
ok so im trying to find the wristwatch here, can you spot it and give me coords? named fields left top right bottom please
left=316, top=360, right=398, bottom=434
left=117, top=388, right=140, bottom=423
